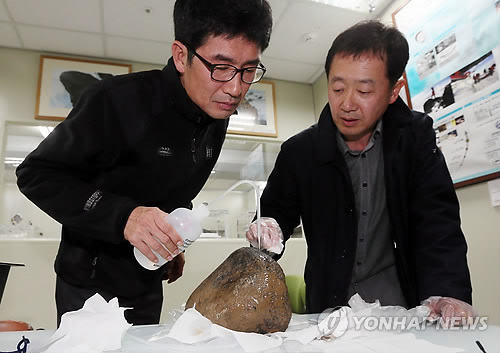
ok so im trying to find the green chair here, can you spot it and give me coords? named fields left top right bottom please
left=285, top=275, right=306, bottom=314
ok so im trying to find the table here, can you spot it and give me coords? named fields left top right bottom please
left=0, top=316, right=498, bottom=353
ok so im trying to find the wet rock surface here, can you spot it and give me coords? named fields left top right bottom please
left=185, top=247, right=292, bottom=333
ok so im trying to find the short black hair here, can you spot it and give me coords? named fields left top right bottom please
left=325, top=20, right=409, bottom=86
left=174, top=0, right=273, bottom=53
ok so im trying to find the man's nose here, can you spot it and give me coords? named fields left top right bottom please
left=223, top=75, right=243, bottom=98
left=341, top=89, right=356, bottom=111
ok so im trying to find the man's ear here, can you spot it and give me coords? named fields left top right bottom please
left=172, top=40, right=189, bottom=74
left=389, top=79, right=406, bottom=104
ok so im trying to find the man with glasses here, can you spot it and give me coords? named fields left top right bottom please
left=16, top=0, right=272, bottom=326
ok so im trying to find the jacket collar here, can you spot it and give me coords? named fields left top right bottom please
left=316, top=96, right=413, bottom=164
left=381, top=96, right=414, bottom=155
left=382, top=96, right=414, bottom=129
left=161, top=57, right=212, bottom=125
left=316, top=104, right=341, bottom=164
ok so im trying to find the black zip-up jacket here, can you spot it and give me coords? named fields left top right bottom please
left=262, top=98, right=472, bottom=313
left=16, top=58, right=228, bottom=297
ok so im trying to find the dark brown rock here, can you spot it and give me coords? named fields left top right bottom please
left=185, top=247, right=292, bottom=333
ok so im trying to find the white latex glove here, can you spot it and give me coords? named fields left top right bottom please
left=422, top=296, right=477, bottom=327
left=246, top=217, right=284, bottom=254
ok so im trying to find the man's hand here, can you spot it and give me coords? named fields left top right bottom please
left=423, top=296, right=477, bottom=327
left=246, top=217, right=284, bottom=254
left=162, top=252, right=185, bottom=283
left=124, top=206, right=183, bottom=264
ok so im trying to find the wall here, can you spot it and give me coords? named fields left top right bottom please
left=0, top=47, right=316, bottom=237
left=0, top=47, right=315, bottom=143
left=457, top=183, right=500, bottom=325
left=309, top=2, right=500, bottom=325
left=312, top=73, right=327, bottom=120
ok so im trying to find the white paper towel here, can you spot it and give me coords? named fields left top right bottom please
left=41, top=293, right=132, bottom=352
left=166, top=308, right=282, bottom=352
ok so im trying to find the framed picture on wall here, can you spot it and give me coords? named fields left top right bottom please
left=227, top=80, right=278, bottom=138
left=35, top=55, right=131, bottom=121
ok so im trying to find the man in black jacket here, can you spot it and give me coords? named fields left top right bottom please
left=247, top=21, right=475, bottom=326
left=16, top=0, right=272, bottom=326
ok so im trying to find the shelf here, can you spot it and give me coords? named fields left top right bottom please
left=203, top=136, right=281, bottom=191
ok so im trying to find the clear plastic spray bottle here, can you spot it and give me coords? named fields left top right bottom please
left=134, top=203, right=209, bottom=270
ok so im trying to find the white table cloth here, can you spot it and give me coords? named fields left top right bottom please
left=0, top=314, right=498, bottom=353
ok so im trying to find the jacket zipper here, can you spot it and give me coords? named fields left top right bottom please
left=90, top=256, right=98, bottom=279
left=191, top=137, right=197, bottom=163
left=191, top=117, right=205, bottom=164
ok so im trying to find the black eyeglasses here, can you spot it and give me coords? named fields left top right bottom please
left=185, top=45, right=266, bottom=84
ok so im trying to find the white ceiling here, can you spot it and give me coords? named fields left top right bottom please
left=0, top=0, right=395, bottom=84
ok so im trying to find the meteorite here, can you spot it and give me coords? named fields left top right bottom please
left=185, top=247, right=292, bottom=333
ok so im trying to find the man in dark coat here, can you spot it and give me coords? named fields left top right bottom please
left=247, top=21, right=475, bottom=326
left=16, top=0, right=272, bottom=326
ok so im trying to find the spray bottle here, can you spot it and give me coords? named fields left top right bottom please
left=134, top=203, right=210, bottom=270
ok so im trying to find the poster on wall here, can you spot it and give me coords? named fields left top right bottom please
left=393, top=0, right=500, bottom=187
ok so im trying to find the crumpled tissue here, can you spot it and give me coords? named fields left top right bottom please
left=348, top=293, right=431, bottom=327
left=158, top=294, right=463, bottom=353
left=166, top=308, right=282, bottom=352
left=41, top=293, right=132, bottom=353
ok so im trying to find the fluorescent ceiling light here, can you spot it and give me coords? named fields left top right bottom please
left=309, top=0, right=378, bottom=13
left=4, top=157, right=25, bottom=168
left=38, top=126, right=54, bottom=138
